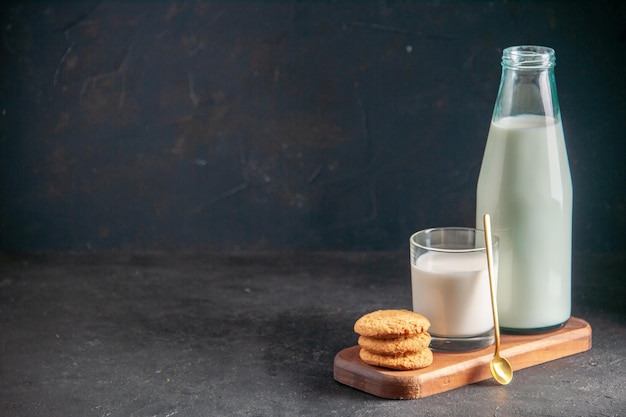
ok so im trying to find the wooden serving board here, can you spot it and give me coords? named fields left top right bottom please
left=333, top=316, right=592, bottom=399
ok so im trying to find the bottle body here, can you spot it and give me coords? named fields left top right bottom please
left=476, top=46, right=572, bottom=332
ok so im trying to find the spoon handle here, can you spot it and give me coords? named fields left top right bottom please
left=483, top=214, right=501, bottom=353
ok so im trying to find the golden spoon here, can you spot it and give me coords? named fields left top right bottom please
left=483, top=213, right=513, bottom=385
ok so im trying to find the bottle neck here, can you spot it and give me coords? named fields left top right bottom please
left=493, top=46, right=560, bottom=122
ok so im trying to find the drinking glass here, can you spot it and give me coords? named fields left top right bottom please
left=410, top=227, right=499, bottom=352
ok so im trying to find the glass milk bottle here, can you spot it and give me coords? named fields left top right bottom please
left=476, top=45, right=573, bottom=333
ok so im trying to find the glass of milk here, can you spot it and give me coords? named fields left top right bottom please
left=410, top=227, right=499, bottom=352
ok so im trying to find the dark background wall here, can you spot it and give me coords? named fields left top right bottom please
left=1, top=1, right=624, bottom=253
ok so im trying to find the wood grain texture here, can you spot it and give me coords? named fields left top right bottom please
left=333, top=317, right=592, bottom=399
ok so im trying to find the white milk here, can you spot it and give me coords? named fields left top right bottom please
left=476, top=115, right=572, bottom=330
left=411, top=251, right=493, bottom=337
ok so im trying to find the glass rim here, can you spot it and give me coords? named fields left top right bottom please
left=409, top=227, right=499, bottom=253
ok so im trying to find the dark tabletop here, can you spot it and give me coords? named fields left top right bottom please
left=0, top=251, right=624, bottom=416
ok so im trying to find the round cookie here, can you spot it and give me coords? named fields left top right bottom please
left=358, top=332, right=431, bottom=355
left=354, top=309, right=430, bottom=338
left=359, top=348, right=433, bottom=371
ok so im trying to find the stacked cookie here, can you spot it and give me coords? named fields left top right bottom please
left=354, top=309, right=433, bottom=371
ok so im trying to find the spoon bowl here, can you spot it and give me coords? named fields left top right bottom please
left=490, top=352, right=513, bottom=385
left=483, top=214, right=513, bottom=385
